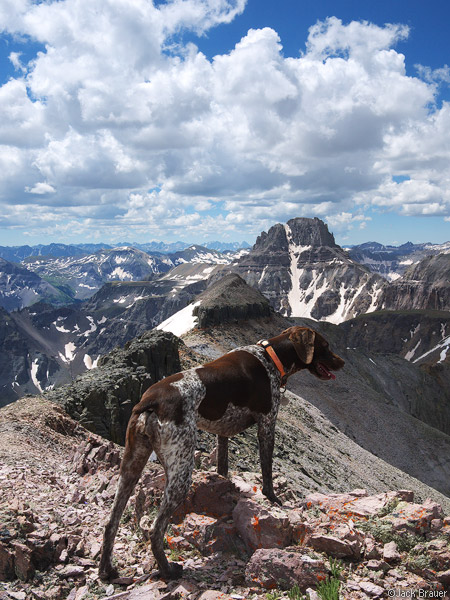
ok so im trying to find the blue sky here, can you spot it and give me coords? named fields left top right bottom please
left=0, top=0, right=449, bottom=247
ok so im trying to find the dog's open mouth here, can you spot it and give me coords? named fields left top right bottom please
left=316, top=362, right=336, bottom=380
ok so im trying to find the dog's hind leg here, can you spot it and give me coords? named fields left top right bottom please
left=150, top=425, right=196, bottom=579
left=99, top=414, right=152, bottom=581
left=217, top=435, right=228, bottom=477
left=256, top=412, right=280, bottom=504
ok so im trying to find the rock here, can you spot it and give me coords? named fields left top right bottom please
left=197, top=592, right=233, bottom=600
left=246, top=547, right=327, bottom=591
left=47, top=330, right=182, bottom=443
left=232, top=498, right=292, bottom=552
left=170, top=581, right=198, bottom=597
left=193, top=274, right=272, bottom=328
left=358, top=581, right=385, bottom=597
left=57, top=564, right=86, bottom=578
left=437, top=570, right=450, bottom=586
left=364, top=534, right=382, bottom=560
left=308, top=532, right=361, bottom=559
left=383, top=541, right=401, bottom=563
left=172, top=513, right=241, bottom=555
left=304, top=490, right=414, bottom=519
left=12, top=541, right=35, bottom=581
left=0, top=541, right=15, bottom=581
left=366, top=559, right=391, bottom=572
left=288, top=510, right=314, bottom=545
left=385, top=500, right=443, bottom=534
left=173, top=473, right=238, bottom=522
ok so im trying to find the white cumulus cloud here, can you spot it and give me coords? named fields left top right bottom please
left=0, top=2, right=449, bottom=242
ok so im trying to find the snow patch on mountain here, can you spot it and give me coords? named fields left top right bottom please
left=157, top=301, right=201, bottom=337
left=30, top=359, right=44, bottom=394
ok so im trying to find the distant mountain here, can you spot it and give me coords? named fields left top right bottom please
left=119, top=241, right=190, bottom=253
left=347, top=241, right=450, bottom=281
left=0, top=243, right=112, bottom=262
left=170, top=244, right=236, bottom=265
left=202, top=240, right=251, bottom=251
left=0, top=258, right=73, bottom=311
left=232, top=217, right=386, bottom=323
left=24, top=247, right=174, bottom=300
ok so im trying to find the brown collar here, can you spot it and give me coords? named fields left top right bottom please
left=257, top=340, right=287, bottom=384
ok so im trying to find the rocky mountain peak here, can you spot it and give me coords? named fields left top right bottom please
left=193, top=273, right=272, bottom=327
left=252, top=217, right=336, bottom=254
left=286, top=217, right=337, bottom=248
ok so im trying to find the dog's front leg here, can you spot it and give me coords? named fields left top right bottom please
left=217, top=435, right=228, bottom=477
left=256, top=414, right=281, bottom=505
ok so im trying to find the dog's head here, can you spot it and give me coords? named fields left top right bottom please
left=283, top=326, right=345, bottom=380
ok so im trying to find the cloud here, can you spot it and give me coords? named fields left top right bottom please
left=25, top=181, right=56, bottom=194
left=0, top=3, right=449, bottom=242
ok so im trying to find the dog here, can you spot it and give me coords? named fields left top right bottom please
left=99, top=326, right=344, bottom=580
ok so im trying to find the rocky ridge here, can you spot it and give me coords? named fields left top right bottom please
left=46, top=330, right=182, bottom=443
left=1, top=397, right=450, bottom=600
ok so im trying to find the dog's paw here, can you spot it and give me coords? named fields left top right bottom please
left=98, top=564, right=120, bottom=581
left=262, top=489, right=282, bottom=505
left=156, top=562, right=183, bottom=580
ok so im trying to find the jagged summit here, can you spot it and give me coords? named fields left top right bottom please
left=253, top=217, right=337, bottom=254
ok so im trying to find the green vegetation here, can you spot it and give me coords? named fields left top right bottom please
left=317, top=558, right=343, bottom=600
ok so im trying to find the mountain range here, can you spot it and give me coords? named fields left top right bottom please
left=0, top=216, right=448, bottom=407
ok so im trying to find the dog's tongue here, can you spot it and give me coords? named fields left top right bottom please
left=319, top=363, right=336, bottom=380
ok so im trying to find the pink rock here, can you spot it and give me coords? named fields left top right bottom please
left=303, top=490, right=414, bottom=520
left=245, top=547, right=327, bottom=591
left=197, top=592, right=233, bottom=600
left=383, top=541, right=401, bottom=563
left=308, top=533, right=360, bottom=558
left=173, top=473, right=238, bottom=522
left=437, top=570, right=450, bottom=586
left=366, top=559, right=390, bottom=571
left=386, top=500, right=442, bottom=534
left=232, top=498, right=292, bottom=552
left=170, top=580, right=198, bottom=597
left=288, top=511, right=314, bottom=545
left=358, top=581, right=385, bottom=597
left=12, top=541, right=35, bottom=581
left=0, top=541, right=15, bottom=581
left=172, top=513, right=240, bottom=555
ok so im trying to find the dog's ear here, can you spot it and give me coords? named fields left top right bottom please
left=288, top=328, right=316, bottom=365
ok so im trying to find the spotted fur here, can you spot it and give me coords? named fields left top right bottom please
left=99, top=326, right=344, bottom=581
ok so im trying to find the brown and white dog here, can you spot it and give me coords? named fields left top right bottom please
left=99, top=326, right=344, bottom=580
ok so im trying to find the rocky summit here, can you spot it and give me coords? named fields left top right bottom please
left=232, top=217, right=385, bottom=322
left=1, top=397, right=450, bottom=600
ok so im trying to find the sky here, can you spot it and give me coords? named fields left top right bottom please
left=0, top=0, right=450, bottom=248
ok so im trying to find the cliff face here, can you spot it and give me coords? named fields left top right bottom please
left=46, top=330, right=181, bottom=443
left=233, top=217, right=385, bottom=323
left=380, top=253, right=450, bottom=312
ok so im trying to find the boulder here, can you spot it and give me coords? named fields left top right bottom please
left=245, top=548, right=327, bottom=591
left=232, top=498, right=292, bottom=552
